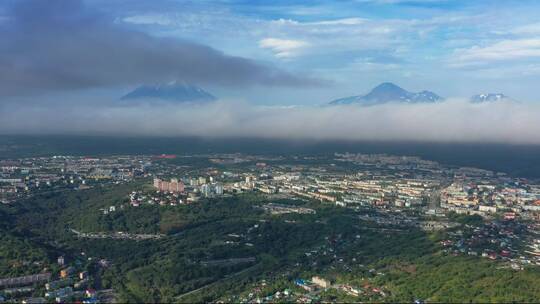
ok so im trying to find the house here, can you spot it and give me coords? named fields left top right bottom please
left=504, top=212, right=516, bottom=220
left=46, top=278, right=72, bottom=291
left=60, top=267, right=75, bottom=279
left=21, top=298, right=46, bottom=304
left=85, top=289, right=97, bottom=298
left=312, top=276, right=331, bottom=288
left=45, top=287, right=73, bottom=300
left=98, top=259, right=110, bottom=267
left=79, top=271, right=88, bottom=280
left=340, top=285, right=361, bottom=296
left=295, top=279, right=314, bottom=291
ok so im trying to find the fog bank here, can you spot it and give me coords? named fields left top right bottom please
left=1, top=99, right=539, bottom=144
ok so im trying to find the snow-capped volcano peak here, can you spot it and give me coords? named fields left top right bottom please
left=329, top=82, right=443, bottom=106
left=121, top=81, right=217, bottom=103
left=470, top=93, right=511, bottom=103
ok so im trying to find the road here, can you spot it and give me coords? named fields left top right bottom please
left=175, top=263, right=261, bottom=301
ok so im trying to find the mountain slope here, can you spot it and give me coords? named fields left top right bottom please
left=121, top=81, right=216, bottom=103
left=330, top=82, right=443, bottom=106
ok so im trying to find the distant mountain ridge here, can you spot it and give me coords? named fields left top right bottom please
left=121, top=81, right=216, bottom=103
left=470, top=93, right=512, bottom=103
left=330, top=82, right=443, bottom=106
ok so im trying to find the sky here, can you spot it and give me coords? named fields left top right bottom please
left=91, top=0, right=540, bottom=103
left=1, top=0, right=540, bottom=143
left=2, top=0, right=540, bottom=103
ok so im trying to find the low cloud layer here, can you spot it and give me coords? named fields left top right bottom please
left=0, top=0, right=320, bottom=97
left=1, top=99, right=539, bottom=145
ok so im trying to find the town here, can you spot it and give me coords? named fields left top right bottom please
left=2, top=152, right=540, bottom=302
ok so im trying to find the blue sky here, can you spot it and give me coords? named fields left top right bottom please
left=4, top=0, right=540, bottom=104
left=109, top=0, right=540, bottom=104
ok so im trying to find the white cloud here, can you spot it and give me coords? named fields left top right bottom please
left=307, top=18, right=367, bottom=26
left=117, top=3, right=540, bottom=92
left=262, top=15, right=479, bottom=59
left=122, top=7, right=476, bottom=69
left=348, top=57, right=402, bottom=72
left=122, top=14, right=173, bottom=26
left=451, top=39, right=540, bottom=68
left=259, top=38, right=310, bottom=59
left=494, top=22, right=540, bottom=36
left=2, top=99, right=540, bottom=144
left=355, top=0, right=448, bottom=3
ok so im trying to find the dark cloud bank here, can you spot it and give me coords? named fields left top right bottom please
left=0, top=0, right=319, bottom=97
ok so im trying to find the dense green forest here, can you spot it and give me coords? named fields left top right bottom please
left=0, top=232, right=51, bottom=277
left=0, top=204, right=52, bottom=277
left=2, top=183, right=540, bottom=302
